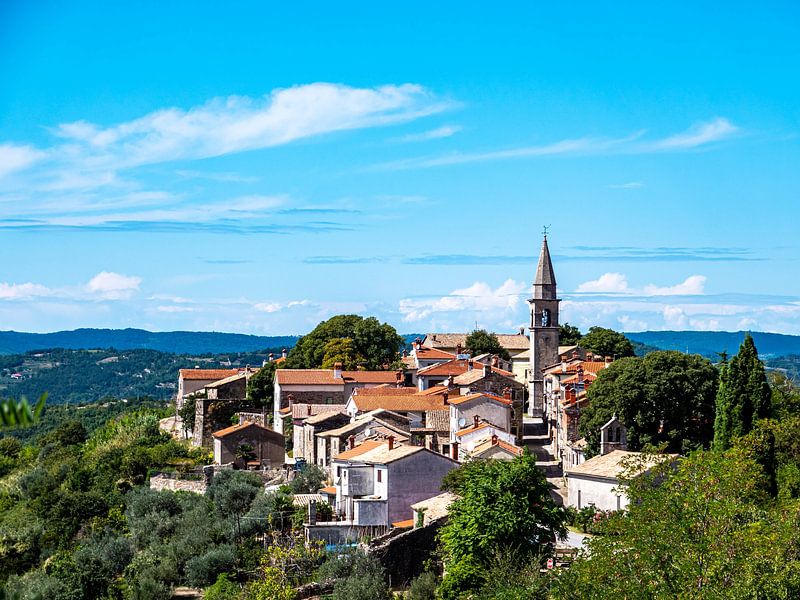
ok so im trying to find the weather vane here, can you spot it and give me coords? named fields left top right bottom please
left=542, top=224, right=551, bottom=237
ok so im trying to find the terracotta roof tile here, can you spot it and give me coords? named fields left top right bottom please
left=566, top=450, right=675, bottom=479
left=212, top=421, right=278, bottom=439
left=448, top=392, right=513, bottom=407
left=180, top=368, right=240, bottom=381
left=350, top=394, right=448, bottom=413
left=320, top=486, right=337, bottom=495
left=333, top=439, right=385, bottom=460
left=276, top=369, right=399, bottom=385
left=392, top=519, right=414, bottom=528
left=452, top=367, right=518, bottom=386
left=471, top=437, right=524, bottom=457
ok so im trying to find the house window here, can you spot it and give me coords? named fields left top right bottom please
left=377, top=470, right=382, bottom=483
left=616, top=495, right=621, bottom=511
left=326, top=397, right=333, bottom=404
left=442, top=444, right=450, bottom=456
left=336, top=466, right=341, bottom=477
left=578, top=489, right=582, bottom=509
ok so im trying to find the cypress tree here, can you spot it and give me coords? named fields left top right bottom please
left=713, top=334, right=772, bottom=450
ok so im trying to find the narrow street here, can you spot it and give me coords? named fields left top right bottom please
left=522, top=416, right=567, bottom=506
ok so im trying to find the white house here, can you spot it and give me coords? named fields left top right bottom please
left=448, top=392, right=512, bottom=443
left=330, top=438, right=458, bottom=527
left=565, top=450, right=675, bottom=511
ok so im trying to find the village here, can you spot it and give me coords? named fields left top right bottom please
left=166, top=236, right=655, bottom=553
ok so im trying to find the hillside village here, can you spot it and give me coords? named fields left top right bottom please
left=166, top=237, right=666, bottom=549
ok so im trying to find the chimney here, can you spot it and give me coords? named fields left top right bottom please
left=333, top=362, right=343, bottom=379
left=456, top=343, right=462, bottom=356
left=473, top=415, right=480, bottom=428
left=483, top=363, right=491, bottom=377
left=491, top=434, right=498, bottom=445
left=308, top=500, right=317, bottom=526
left=503, top=387, right=512, bottom=401
left=269, top=352, right=274, bottom=362
left=348, top=435, right=355, bottom=450
left=605, top=355, right=612, bottom=364
left=396, top=370, right=403, bottom=387
left=388, top=435, right=395, bottom=450
left=281, top=348, right=287, bottom=359
left=492, top=355, right=499, bottom=367
left=443, top=390, right=449, bottom=405
left=561, top=360, right=567, bottom=373
left=468, top=360, right=474, bottom=371
left=572, top=350, right=579, bottom=360
left=432, top=334, right=437, bottom=342
left=402, top=349, right=408, bottom=358
left=287, top=394, right=295, bottom=407
left=307, top=404, right=312, bottom=416
left=451, top=442, right=459, bottom=460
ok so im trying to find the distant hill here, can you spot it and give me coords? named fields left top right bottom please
left=0, top=328, right=300, bottom=355
left=625, top=331, right=800, bottom=359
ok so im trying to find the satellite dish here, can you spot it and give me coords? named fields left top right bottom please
left=364, top=427, right=371, bottom=437
left=458, top=417, right=466, bottom=428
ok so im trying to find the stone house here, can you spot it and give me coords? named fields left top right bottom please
left=272, top=365, right=399, bottom=433
left=212, top=421, right=284, bottom=468
left=422, top=331, right=531, bottom=382
left=177, top=368, right=240, bottom=407
left=452, top=366, right=525, bottom=443
left=452, top=417, right=516, bottom=461
left=330, top=438, right=458, bottom=527
left=294, top=408, right=351, bottom=464
left=344, top=387, right=448, bottom=427
left=316, top=410, right=410, bottom=471
left=193, top=369, right=257, bottom=448
left=448, top=392, right=512, bottom=441
left=469, top=434, right=524, bottom=460
left=410, top=409, right=449, bottom=454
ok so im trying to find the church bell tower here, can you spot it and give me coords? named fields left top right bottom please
left=527, top=233, right=560, bottom=416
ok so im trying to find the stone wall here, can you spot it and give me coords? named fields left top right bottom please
left=368, top=518, right=445, bottom=586
left=193, top=398, right=242, bottom=448
left=283, top=390, right=347, bottom=406
left=149, top=473, right=207, bottom=494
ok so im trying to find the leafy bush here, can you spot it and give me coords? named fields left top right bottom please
left=406, top=571, right=438, bottom=599
left=205, top=573, right=240, bottom=600
left=186, top=544, right=237, bottom=587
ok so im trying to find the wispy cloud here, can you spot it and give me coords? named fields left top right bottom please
left=304, top=256, right=390, bottom=265
left=404, top=254, right=532, bottom=265
left=175, top=169, right=261, bottom=183
left=653, top=117, right=738, bottom=149
left=576, top=272, right=629, bottom=293
left=369, top=118, right=740, bottom=171
left=643, top=275, right=707, bottom=296
left=0, top=272, right=142, bottom=302
left=398, top=125, right=462, bottom=142
left=46, top=83, right=449, bottom=174
left=608, top=181, right=643, bottom=189
left=574, top=273, right=706, bottom=297
left=0, top=143, right=46, bottom=178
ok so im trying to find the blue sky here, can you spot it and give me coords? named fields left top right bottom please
left=1, top=1, right=799, bottom=336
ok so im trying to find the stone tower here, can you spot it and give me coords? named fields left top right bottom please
left=527, top=234, right=560, bottom=416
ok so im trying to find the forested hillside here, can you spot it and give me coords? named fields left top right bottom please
left=0, top=328, right=300, bottom=355
left=0, top=348, right=280, bottom=405
left=626, top=330, right=800, bottom=358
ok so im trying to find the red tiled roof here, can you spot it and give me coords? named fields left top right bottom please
left=350, top=394, right=448, bottom=413
left=353, top=387, right=418, bottom=396
left=471, top=437, right=524, bottom=457
left=333, top=439, right=385, bottom=460
left=415, top=347, right=457, bottom=360
left=455, top=421, right=495, bottom=438
left=276, top=369, right=399, bottom=385
left=180, top=368, right=240, bottom=381
left=212, top=420, right=277, bottom=439
left=320, top=486, right=337, bottom=495
left=417, top=359, right=472, bottom=377
left=545, top=361, right=609, bottom=376
left=448, top=392, right=513, bottom=407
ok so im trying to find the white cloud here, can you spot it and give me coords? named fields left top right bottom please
left=0, top=143, right=45, bottom=178
left=156, top=305, right=195, bottom=313
left=86, top=272, right=142, bottom=300
left=399, top=125, right=462, bottom=142
left=644, top=275, right=706, bottom=296
left=51, top=83, right=448, bottom=172
left=0, top=282, right=53, bottom=300
left=254, top=300, right=311, bottom=313
left=399, top=279, right=526, bottom=322
left=662, top=305, right=688, bottom=328
left=654, top=117, right=738, bottom=149
left=371, top=118, right=740, bottom=171
left=576, top=272, right=629, bottom=293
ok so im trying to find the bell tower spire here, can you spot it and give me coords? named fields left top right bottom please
left=528, top=232, right=560, bottom=416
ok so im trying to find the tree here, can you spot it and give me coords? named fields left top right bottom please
left=284, top=315, right=404, bottom=370
left=713, top=333, right=772, bottom=451
left=559, top=323, right=582, bottom=346
left=464, top=330, right=510, bottom=361
left=320, top=337, right=361, bottom=370
left=554, top=450, right=800, bottom=598
left=578, top=327, right=634, bottom=358
left=246, top=362, right=276, bottom=409
left=437, top=455, right=565, bottom=599
left=178, top=394, right=198, bottom=439
left=579, top=351, right=718, bottom=456
left=289, top=464, right=327, bottom=494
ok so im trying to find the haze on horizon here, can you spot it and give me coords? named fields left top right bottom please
left=1, top=2, right=798, bottom=336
